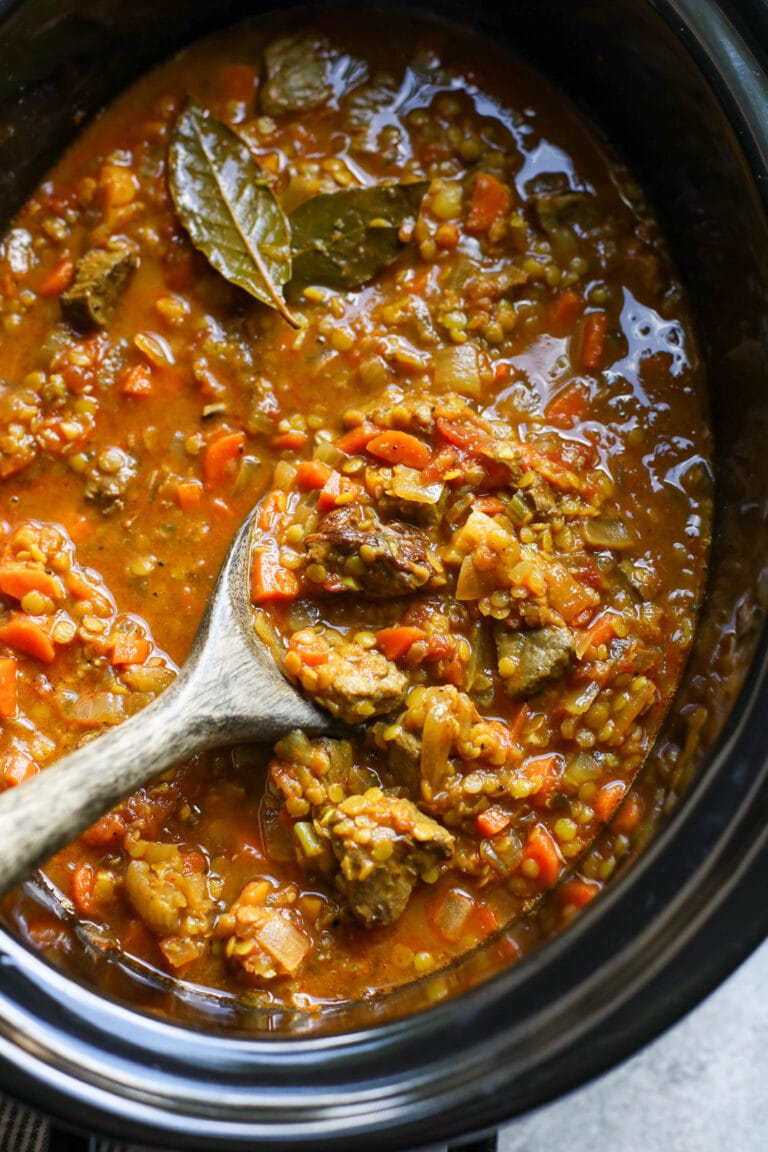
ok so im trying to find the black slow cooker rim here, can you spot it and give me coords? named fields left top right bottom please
left=0, top=0, right=766, bottom=1148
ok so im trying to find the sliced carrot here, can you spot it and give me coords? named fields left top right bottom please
left=110, top=634, right=151, bottom=666
left=203, top=432, right=245, bottom=487
left=121, top=363, right=153, bottom=396
left=435, top=417, right=495, bottom=457
left=477, top=805, right=511, bottom=838
left=545, top=383, right=589, bottom=426
left=594, top=780, right=627, bottom=823
left=0, top=657, right=17, bottom=717
left=366, top=430, right=431, bottom=470
left=0, top=614, right=55, bottom=663
left=575, top=610, right=621, bottom=658
left=64, top=569, right=113, bottom=614
left=465, top=172, right=512, bottom=235
left=317, top=471, right=359, bottom=513
left=521, top=823, right=561, bottom=888
left=38, top=257, right=74, bottom=297
left=71, top=862, right=96, bottom=916
left=0, top=565, right=64, bottom=603
left=613, top=791, right=643, bottom=835
left=376, top=625, right=426, bottom=661
left=559, top=878, right=600, bottom=910
left=580, top=311, right=608, bottom=371
left=3, top=750, right=38, bottom=787
left=473, top=495, right=506, bottom=516
left=257, top=490, right=284, bottom=532
left=336, top=423, right=380, bottom=455
left=493, top=361, right=511, bottom=384
left=295, top=459, right=333, bottom=490
left=524, top=753, right=562, bottom=808
left=549, top=289, right=583, bottom=333
left=251, top=549, right=299, bottom=604
left=82, top=811, right=126, bottom=847
left=289, top=629, right=330, bottom=667
left=176, top=480, right=203, bottom=511
left=476, top=903, right=500, bottom=935
left=271, top=429, right=309, bottom=451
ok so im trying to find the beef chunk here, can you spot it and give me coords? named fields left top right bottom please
left=495, top=624, right=574, bottom=697
left=260, top=34, right=332, bottom=115
left=83, top=446, right=137, bottom=511
left=322, top=787, right=454, bottom=927
left=61, top=243, right=138, bottom=329
left=288, top=637, right=408, bottom=724
left=529, top=192, right=601, bottom=239
left=304, top=503, right=444, bottom=597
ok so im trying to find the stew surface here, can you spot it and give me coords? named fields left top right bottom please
left=0, top=8, right=711, bottom=1015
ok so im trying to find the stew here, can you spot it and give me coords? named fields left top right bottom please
left=0, top=8, right=711, bottom=1013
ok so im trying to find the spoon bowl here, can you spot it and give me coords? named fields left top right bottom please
left=0, top=501, right=331, bottom=897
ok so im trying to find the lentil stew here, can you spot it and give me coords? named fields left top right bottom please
left=0, top=7, right=711, bottom=1015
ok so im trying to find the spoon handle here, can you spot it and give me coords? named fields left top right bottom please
left=0, top=671, right=213, bottom=895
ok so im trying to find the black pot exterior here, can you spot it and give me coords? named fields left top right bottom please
left=0, top=1, right=766, bottom=1148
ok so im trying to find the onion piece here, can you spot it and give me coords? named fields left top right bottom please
left=434, top=887, right=475, bottom=942
left=434, top=343, right=482, bottom=398
left=390, top=465, right=444, bottom=505
left=254, top=911, right=311, bottom=975
left=583, top=516, right=633, bottom=550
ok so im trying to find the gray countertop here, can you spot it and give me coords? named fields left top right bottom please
left=500, top=937, right=768, bottom=1151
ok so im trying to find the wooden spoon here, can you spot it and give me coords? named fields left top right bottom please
left=0, top=502, right=332, bottom=895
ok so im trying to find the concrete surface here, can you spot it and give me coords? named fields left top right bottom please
left=499, top=937, right=768, bottom=1151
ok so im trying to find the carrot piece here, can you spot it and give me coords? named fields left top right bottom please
left=476, top=903, right=499, bottom=935
left=336, top=423, right=380, bottom=455
left=121, top=363, right=153, bottom=396
left=295, top=460, right=333, bottom=490
left=110, top=635, right=151, bottom=666
left=64, top=569, right=113, bottom=614
left=580, top=311, right=608, bottom=371
left=549, top=289, right=583, bottom=333
left=613, top=791, right=643, bottom=835
left=271, top=429, right=309, bottom=451
left=251, top=550, right=299, bottom=604
left=82, top=811, right=126, bottom=847
left=493, top=362, right=511, bottom=384
left=203, top=432, right=245, bottom=487
left=575, top=610, right=621, bottom=658
left=3, top=750, right=39, bottom=787
left=38, top=257, right=75, bottom=297
left=0, top=614, right=55, bottom=663
left=367, top=430, right=431, bottom=469
left=176, top=480, right=203, bottom=511
left=465, top=172, right=512, bottom=235
left=0, top=565, right=64, bottom=603
left=257, top=490, right=284, bottom=531
left=559, top=878, right=600, bottom=910
left=594, top=780, right=627, bottom=823
left=289, top=629, right=330, bottom=668
left=71, top=862, right=96, bottom=916
left=477, top=805, right=511, bottom=838
left=376, top=625, right=426, bottom=661
left=0, top=657, right=17, bottom=717
left=473, top=495, right=505, bottom=516
left=524, top=753, right=562, bottom=807
left=545, top=383, right=589, bottom=426
left=317, top=471, right=360, bottom=512
left=521, top=824, right=561, bottom=888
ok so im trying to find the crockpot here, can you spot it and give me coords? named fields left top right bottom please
left=0, top=0, right=766, bottom=1148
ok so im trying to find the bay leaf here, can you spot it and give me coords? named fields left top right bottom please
left=288, top=182, right=429, bottom=291
left=168, top=97, right=298, bottom=327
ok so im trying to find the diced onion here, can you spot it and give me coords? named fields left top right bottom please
left=434, top=887, right=474, bottom=942
left=583, top=516, right=633, bottom=549
left=390, top=465, right=444, bottom=505
left=433, top=343, right=482, bottom=398
left=255, top=911, right=311, bottom=974
left=455, top=555, right=486, bottom=601
left=70, top=691, right=125, bottom=727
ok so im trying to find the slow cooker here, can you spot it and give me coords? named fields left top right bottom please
left=0, top=0, right=766, bottom=1148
